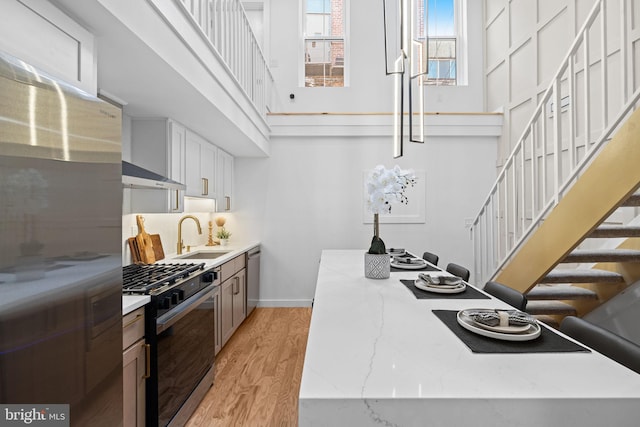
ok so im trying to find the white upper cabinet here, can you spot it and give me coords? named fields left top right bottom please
left=216, top=149, right=234, bottom=212
left=0, top=0, right=97, bottom=94
left=185, top=131, right=217, bottom=200
left=129, top=118, right=186, bottom=213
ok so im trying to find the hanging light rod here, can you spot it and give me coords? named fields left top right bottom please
left=383, top=0, right=427, bottom=158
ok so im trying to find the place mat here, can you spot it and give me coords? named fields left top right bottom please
left=392, top=264, right=440, bottom=272
left=400, top=279, right=490, bottom=299
left=432, top=310, right=591, bottom=354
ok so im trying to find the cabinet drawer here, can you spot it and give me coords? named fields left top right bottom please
left=123, top=307, right=145, bottom=350
left=221, top=254, right=247, bottom=281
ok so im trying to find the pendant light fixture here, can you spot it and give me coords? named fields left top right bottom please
left=383, top=0, right=427, bottom=158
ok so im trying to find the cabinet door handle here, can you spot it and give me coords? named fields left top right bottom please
left=143, top=343, right=151, bottom=379
left=225, top=196, right=231, bottom=211
left=202, top=178, right=208, bottom=196
left=123, top=313, right=143, bottom=329
left=174, top=189, right=180, bottom=210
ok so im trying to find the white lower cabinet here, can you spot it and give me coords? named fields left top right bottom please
left=122, top=308, right=148, bottom=427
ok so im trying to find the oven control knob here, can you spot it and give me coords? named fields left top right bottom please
left=202, top=272, right=215, bottom=283
left=171, top=292, right=179, bottom=304
left=161, top=296, right=172, bottom=310
left=176, top=289, right=185, bottom=301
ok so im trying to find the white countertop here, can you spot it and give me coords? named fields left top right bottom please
left=122, top=241, right=259, bottom=315
left=299, top=250, right=640, bottom=426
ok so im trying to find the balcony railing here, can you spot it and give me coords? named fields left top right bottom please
left=179, top=0, right=274, bottom=118
left=471, top=0, right=640, bottom=284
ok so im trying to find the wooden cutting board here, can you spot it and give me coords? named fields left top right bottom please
left=127, top=237, right=142, bottom=264
left=136, top=215, right=155, bottom=264
left=128, top=234, right=164, bottom=263
left=150, top=234, right=165, bottom=261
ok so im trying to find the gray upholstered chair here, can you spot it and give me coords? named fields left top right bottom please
left=445, top=262, right=470, bottom=282
left=560, top=316, right=640, bottom=374
left=422, top=251, right=439, bottom=266
left=483, top=281, right=527, bottom=311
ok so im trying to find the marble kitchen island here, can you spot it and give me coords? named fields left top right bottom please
left=299, top=250, right=640, bottom=426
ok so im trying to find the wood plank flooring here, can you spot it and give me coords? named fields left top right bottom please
left=186, top=307, right=312, bottom=427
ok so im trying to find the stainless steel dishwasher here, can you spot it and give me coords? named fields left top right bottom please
left=247, top=246, right=261, bottom=315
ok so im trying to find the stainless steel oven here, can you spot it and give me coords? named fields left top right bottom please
left=156, top=283, right=215, bottom=426
left=123, top=263, right=220, bottom=427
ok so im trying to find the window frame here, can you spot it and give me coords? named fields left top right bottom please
left=425, top=0, right=467, bottom=86
left=300, top=0, right=350, bottom=88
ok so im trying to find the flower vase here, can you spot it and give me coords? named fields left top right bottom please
left=219, top=239, right=229, bottom=246
left=364, top=252, right=390, bottom=279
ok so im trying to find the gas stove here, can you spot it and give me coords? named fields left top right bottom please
left=122, top=263, right=206, bottom=295
left=123, top=262, right=221, bottom=427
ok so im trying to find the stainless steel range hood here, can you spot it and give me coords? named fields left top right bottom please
left=122, top=161, right=186, bottom=190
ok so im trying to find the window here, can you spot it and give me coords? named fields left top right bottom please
left=425, top=0, right=459, bottom=85
left=302, top=0, right=346, bottom=87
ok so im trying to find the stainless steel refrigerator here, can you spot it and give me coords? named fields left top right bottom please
left=0, top=51, right=123, bottom=426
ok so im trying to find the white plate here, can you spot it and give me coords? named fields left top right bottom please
left=457, top=309, right=541, bottom=341
left=391, top=259, right=427, bottom=270
left=414, top=279, right=466, bottom=294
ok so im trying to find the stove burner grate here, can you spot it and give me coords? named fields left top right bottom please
left=122, top=263, right=205, bottom=293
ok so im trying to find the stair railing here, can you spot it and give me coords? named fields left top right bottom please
left=178, top=0, right=274, bottom=118
left=471, top=0, right=640, bottom=285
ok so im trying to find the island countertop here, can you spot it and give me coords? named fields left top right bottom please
left=299, top=250, right=640, bottom=426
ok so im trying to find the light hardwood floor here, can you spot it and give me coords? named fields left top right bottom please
left=186, top=307, right=312, bottom=427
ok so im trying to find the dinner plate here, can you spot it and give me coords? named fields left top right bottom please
left=391, top=259, right=427, bottom=269
left=415, top=279, right=466, bottom=294
left=457, top=309, right=541, bottom=341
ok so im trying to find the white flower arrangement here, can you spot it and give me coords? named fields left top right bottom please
left=365, top=165, right=417, bottom=254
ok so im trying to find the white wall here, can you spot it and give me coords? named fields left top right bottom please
left=234, top=127, right=498, bottom=306
left=268, top=0, right=485, bottom=113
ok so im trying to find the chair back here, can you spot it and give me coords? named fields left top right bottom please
left=445, top=263, right=470, bottom=282
left=484, top=281, right=527, bottom=311
left=560, top=316, right=640, bottom=374
left=422, top=251, right=439, bottom=266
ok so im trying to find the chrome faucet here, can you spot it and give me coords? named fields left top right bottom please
left=177, top=215, right=202, bottom=254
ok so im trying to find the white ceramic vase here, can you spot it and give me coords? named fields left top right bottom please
left=364, top=252, right=390, bottom=279
left=219, top=239, right=229, bottom=246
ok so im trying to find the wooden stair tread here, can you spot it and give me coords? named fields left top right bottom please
left=534, top=315, right=560, bottom=329
left=621, top=194, right=640, bottom=206
left=563, top=248, right=640, bottom=263
left=526, top=301, right=578, bottom=316
left=540, top=269, right=625, bottom=284
left=526, top=285, right=598, bottom=300
left=590, top=224, right=640, bottom=238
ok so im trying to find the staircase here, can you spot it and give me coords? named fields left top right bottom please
left=525, top=200, right=640, bottom=327
left=471, top=0, right=640, bottom=327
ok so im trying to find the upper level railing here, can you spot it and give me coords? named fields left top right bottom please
left=471, top=0, right=640, bottom=285
left=178, top=0, right=274, bottom=118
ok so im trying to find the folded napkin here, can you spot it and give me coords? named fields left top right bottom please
left=465, top=309, right=537, bottom=327
left=394, top=256, right=425, bottom=265
left=418, top=273, right=462, bottom=286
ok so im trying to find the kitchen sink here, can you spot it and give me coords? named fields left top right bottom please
left=177, top=251, right=231, bottom=260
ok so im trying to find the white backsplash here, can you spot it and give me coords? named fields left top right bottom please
left=122, top=208, right=237, bottom=265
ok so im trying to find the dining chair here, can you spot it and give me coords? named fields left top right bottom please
left=560, top=316, right=640, bottom=374
left=422, top=251, right=439, bottom=266
left=483, top=281, right=527, bottom=311
left=445, top=262, right=470, bottom=282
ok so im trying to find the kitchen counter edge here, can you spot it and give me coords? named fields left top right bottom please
left=122, top=241, right=260, bottom=316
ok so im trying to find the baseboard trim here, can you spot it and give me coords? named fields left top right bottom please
left=258, top=299, right=313, bottom=308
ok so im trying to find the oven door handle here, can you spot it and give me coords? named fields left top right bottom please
left=156, top=284, right=216, bottom=334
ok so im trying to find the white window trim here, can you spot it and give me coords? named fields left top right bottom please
left=299, top=0, right=350, bottom=87
left=425, top=0, right=467, bottom=86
